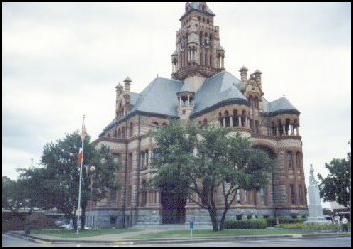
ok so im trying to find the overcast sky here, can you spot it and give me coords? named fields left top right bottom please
left=2, top=2, right=351, bottom=200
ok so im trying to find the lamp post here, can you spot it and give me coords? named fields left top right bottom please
left=89, top=165, right=95, bottom=228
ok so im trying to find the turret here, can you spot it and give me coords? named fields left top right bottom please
left=124, top=76, right=131, bottom=94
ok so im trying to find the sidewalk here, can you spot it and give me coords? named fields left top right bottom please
left=7, top=229, right=351, bottom=245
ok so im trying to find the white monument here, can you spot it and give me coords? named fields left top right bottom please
left=305, top=164, right=330, bottom=223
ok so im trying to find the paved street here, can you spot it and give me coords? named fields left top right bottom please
left=2, top=233, right=351, bottom=247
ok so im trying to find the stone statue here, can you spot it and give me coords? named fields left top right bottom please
left=305, top=164, right=330, bottom=224
left=309, top=164, right=318, bottom=185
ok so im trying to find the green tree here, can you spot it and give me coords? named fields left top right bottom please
left=318, top=141, right=351, bottom=208
left=151, top=121, right=273, bottom=231
left=18, top=131, right=120, bottom=230
left=2, top=176, right=30, bottom=215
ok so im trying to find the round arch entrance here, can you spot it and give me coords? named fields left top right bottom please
left=160, top=188, right=187, bottom=224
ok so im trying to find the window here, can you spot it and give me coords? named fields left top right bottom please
left=247, top=215, right=252, bottom=220
left=236, top=215, right=242, bottom=221
left=152, top=122, right=159, bottom=132
left=225, top=111, right=230, bottom=127
left=141, top=152, right=145, bottom=169
left=202, top=119, right=208, bottom=128
left=130, top=122, right=133, bottom=137
left=260, top=188, right=266, bottom=206
left=110, top=216, right=117, bottom=225
left=236, top=191, right=241, bottom=205
left=296, top=152, right=301, bottom=172
left=290, top=184, right=296, bottom=205
left=110, top=190, right=116, bottom=204
left=233, top=110, right=238, bottom=127
left=122, top=127, right=126, bottom=138
left=287, top=151, right=293, bottom=169
left=299, top=185, right=304, bottom=205
left=244, top=190, right=248, bottom=204
left=141, top=180, right=147, bottom=207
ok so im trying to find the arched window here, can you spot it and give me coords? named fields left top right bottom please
left=141, top=180, right=147, bottom=207
left=241, top=110, right=246, bottom=127
left=233, top=110, right=238, bottom=127
left=122, top=127, right=126, bottom=138
left=225, top=110, right=230, bottom=127
left=272, top=122, right=276, bottom=136
left=202, top=118, right=208, bottom=128
left=255, top=120, right=259, bottom=134
left=118, top=129, right=121, bottom=139
left=296, top=152, right=301, bottom=172
left=130, top=122, right=133, bottom=137
left=114, top=129, right=117, bottom=138
left=287, top=151, right=293, bottom=169
left=152, top=122, right=159, bottom=132
left=218, top=112, right=223, bottom=126
left=285, top=119, right=290, bottom=135
left=255, top=96, right=259, bottom=109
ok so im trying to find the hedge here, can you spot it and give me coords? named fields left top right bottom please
left=276, top=222, right=340, bottom=230
left=224, top=218, right=267, bottom=229
left=265, top=217, right=306, bottom=227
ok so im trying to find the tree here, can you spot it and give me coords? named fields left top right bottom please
left=151, top=121, right=273, bottom=231
left=318, top=141, right=351, bottom=208
left=18, top=131, right=120, bottom=230
left=2, top=176, right=29, bottom=214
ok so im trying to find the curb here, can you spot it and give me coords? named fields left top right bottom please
left=6, top=231, right=351, bottom=245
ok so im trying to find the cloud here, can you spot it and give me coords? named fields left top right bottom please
left=2, top=2, right=351, bottom=182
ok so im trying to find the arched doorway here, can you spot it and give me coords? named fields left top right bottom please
left=161, top=191, right=186, bottom=224
left=159, top=181, right=187, bottom=224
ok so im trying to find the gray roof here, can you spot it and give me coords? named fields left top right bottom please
left=128, top=77, right=183, bottom=118
left=191, top=71, right=248, bottom=117
left=189, top=2, right=214, bottom=15
left=262, top=97, right=299, bottom=115
left=179, top=83, right=195, bottom=93
left=100, top=72, right=300, bottom=136
left=130, top=92, right=140, bottom=108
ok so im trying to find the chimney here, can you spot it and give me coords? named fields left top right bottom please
left=124, top=76, right=132, bottom=94
left=254, top=70, right=262, bottom=89
left=239, top=66, right=248, bottom=82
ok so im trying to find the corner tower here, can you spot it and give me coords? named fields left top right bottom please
left=171, top=2, right=225, bottom=81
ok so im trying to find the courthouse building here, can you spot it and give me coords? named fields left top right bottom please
left=90, top=2, right=308, bottom=228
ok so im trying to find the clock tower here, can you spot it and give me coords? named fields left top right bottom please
left=171, top=2, right=225, bottom=81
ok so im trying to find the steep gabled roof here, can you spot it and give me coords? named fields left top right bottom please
left=128, top=77, right=183, bottom=118
left=262, top=97, right=300, bottom=116
left=191, top=71, right=249, bottom=117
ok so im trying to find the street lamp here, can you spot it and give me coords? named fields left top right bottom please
left=89, top=165, right=95, bottom=228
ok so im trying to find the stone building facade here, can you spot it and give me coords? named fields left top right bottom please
left=89, top=2, right=308, bottom=228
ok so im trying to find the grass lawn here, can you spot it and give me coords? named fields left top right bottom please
left=31, top=228, right=141, bottom=238
left=130, top=228, right=305, bottom=240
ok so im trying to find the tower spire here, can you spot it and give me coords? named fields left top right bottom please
left=171, top=2, right=225, bottom=80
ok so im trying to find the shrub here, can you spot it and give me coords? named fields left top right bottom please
left=26, top=213, right=58, bottom=230
left=276, top=222, right=339, bottom=230
left=224, top=218, right=267, bottom=229
left=2, top=215, right=25, bottom=233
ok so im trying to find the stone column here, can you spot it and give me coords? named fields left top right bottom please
left=283, top=125, right=286, bottom=135
left=291, top=124, right=294, bottom=135
left=223, top=117, right=226, bottom=127
left=296, top=127, right=300, bottom=136
left=238, top=116, right=242, bottom=127
left=230, top=116, right=233, bottom=127
left=188, top=95, right=190, bottom=106
left=248, top=118, right=251, bottom=129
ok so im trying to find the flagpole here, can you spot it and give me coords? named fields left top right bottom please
left=77, top=114, right=85, bottom=234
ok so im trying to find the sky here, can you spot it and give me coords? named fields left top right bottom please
left=2, top=2, right=351, bottom=203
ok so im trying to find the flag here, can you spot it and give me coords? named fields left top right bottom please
left=78, top=145, right=83, bottom=166
left=81, top=122, right=88, bottom=142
